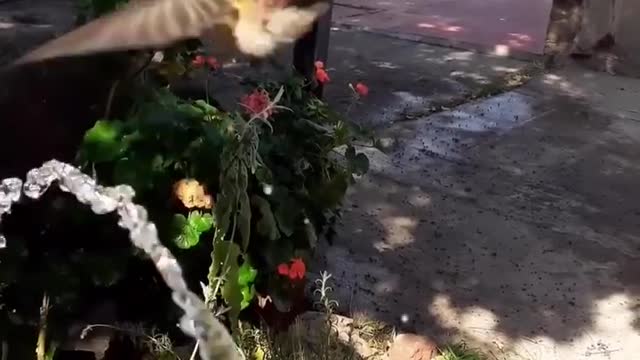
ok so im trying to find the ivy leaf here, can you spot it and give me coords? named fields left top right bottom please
left=171, top=214, right=201, bottom=249
left=252, top=195, right=280, bottom=241
left=238, top=261, right=258, bottom=287
left=81, top=120, right=127, bottom=163
left=345, top=145, right=356, bottom=161
left=188, top=211, right=214, bottom=233
left=344, top=146, right=369, bottom=175
left=352, top=153, right=370, bottom=175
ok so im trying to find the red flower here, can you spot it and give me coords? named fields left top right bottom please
left=277, top=263, right=290, bottom=276
left=288, top=258, right=306, bottom=280
left=276, top=258, right=306, bottom=281
left=206, top=56, right=220, bottom=70
left=354, top=82, right=369, bottom=97
left=192, top=55, right=205, bottom=67
left=192, top=55, right=220, bottom=71
left=240, top=89, right=273, bottom=120
left=314, top=61, right=330, bottom=84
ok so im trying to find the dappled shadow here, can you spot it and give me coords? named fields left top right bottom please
left=3, top=0, right=640, bottom=357
left=315, top=67, right=640, bottom=358
left=331, top=0, right=552, bottom=56
left=320, top=27, right=530, bottom=130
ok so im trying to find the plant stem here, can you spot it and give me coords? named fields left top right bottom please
left=36, top=293, right=50, bottom=360
left=82, top=324, right=182, bottom=360
left=104, top=51, right=155, bottom=119
left=1, top=340, right=8, bottom=360
left=104, top=79, right=120, bottom=119
left=189, top=340, right=200, bottom=360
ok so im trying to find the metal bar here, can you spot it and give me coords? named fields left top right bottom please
left=293, top=0, right=333, bottom=98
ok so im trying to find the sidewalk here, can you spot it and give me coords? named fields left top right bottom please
left=332, top=0, right=554, bottom=58
left=321, top=27, right=538, bottom=130
left=316, top=25, right=640, bottom=360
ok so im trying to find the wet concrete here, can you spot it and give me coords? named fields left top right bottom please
left=321, top=27, right=533, bottom=129
left=314, top=67, right=640, bottom=359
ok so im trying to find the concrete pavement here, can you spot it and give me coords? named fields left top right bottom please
left=316, top=60, right=640, bottom=359
left=332, top=0, right=554, bottom=57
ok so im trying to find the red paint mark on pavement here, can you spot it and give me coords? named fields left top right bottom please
left=333, top=0, right=553, bottom=55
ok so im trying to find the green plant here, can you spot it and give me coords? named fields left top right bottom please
left=81, top=323, right=181, bottom=360
left=1, top=0, right=370, bottom=353
left=237, top=271, right=363, bottom=360
left=76, top=65, right=369, bottom=334
left=438, top=343, right=487, bottom=360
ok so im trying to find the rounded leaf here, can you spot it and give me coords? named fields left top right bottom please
left=238, top=261, right=258, bottom=287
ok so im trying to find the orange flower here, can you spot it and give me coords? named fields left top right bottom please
left=354, top=82, right=369, bottom=97
left=241, top=89, right=273, bottom=120
left=314, top=61, right=330, bottom=84
left=173, top=179, right=214, bottom=209
left=288, top=258, right=306, bottom=280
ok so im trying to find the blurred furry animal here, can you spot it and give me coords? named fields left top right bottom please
left=12, top=0, right=329, bottom=66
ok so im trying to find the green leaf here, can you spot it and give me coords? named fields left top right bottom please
left=193, top=100, right=222, bottom=120
left=214, top=191, right=233, bottom=240
left=172, top=214, right=201, bottom=249
left=81, top=120, right=127, bottom=163
left=238, top=261, right=258, bottom=287
left=345, top=145, right=356, bottom=161
left=255, top=166, right=273, bottom=185
left=352, top=153, right=370, bottom=175
left=238, top=191, right=252, bottom=251
left=188, top=211, right=214, bottom=233
left=213, top=241, right=242, bottom=332
left=240, top=285, right=256, bottom=310
left=273, top=190, right=298, bottom=237
left=267, top=280, right=292, bottom=313
left=252, top=195, right=280, bottom=241
left=333, top=121, right=351, bottom=146
left=113, top=157, right=153, bottom=191
left=315, top=173, right=349, bottom=209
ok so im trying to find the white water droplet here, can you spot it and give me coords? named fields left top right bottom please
left=0, top=235, right=6, bottom=249
left=400, top=313, right=410, bottom=323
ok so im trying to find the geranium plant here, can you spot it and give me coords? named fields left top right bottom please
left=76, top=64, right=370, bottom=330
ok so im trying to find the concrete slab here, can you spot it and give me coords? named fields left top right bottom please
left=322, top=28, right=534, bottom=129
left=314, top=67, right=640, bottom=359
left=332, top=0, right=554, bottom=56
